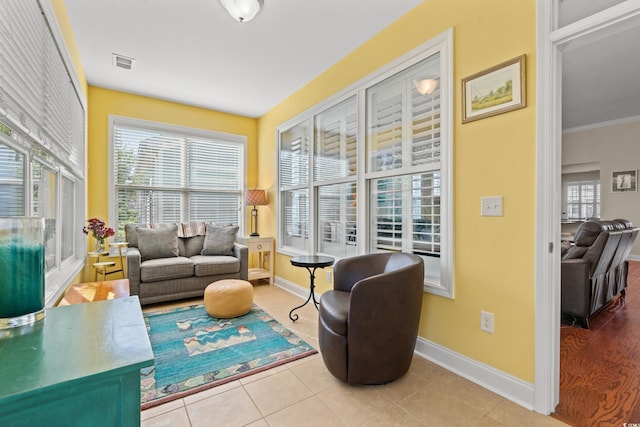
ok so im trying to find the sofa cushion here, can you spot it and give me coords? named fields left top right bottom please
left=125, top=222, right=175, bottom=249
left=184, top=235, right=206, bottom=258
left=138, top=224, right=180, bottom=261
left=140, top=256, right=194, bottom=282
left=191, top=255, right=240, bottom=277
left=201, top=224, right=239, bottom=256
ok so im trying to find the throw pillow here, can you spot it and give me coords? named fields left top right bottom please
left=201, top=224, right=239, bottom=256
left=137, top=224, right=180, bottom=261
left=125, top=223, right=140, bottom=248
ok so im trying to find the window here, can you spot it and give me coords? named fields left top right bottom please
left=277, top=30, right=453, bottom=297
left=279, top=121, right=310, bottom=251
left=314, top=97, right=358, bottom=258
left=61, top=175, right=76, bottom=261
left=366, top=53, right=442, bottom=258
left=0, top=1, right=86, bottom=305
left=32, top=160, right=57, bottom=272
left=0, top=143, right=25, bottom=216
left=565, top=180, right=600, bottom=220
left=111, top=117, right=246, bottom=235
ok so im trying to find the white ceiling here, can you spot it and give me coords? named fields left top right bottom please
left=562, top=20, right=640, bottom=130
left=63, top=1, right=640, bottom=128
left=559, top=0, right=640, bottom=130
left=63, top=0, right=422, bottom=118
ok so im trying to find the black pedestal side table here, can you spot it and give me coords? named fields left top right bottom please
left=289, top=255, right=335, bottom=321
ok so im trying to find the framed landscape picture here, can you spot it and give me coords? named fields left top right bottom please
left=612, top=170, right=637, bottom=192
left=461, top=55, right=526, bottom=123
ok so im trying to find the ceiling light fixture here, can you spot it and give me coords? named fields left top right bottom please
left=219, top=0, right=263, bottom=23
left=414, top=78, right=438, bottom=95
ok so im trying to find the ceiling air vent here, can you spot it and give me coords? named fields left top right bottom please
left=112, top=53, right=135, bottom=70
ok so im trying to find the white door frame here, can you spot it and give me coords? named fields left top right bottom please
left=535, top=0, right=640, bottom=414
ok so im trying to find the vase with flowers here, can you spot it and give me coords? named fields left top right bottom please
left=83, top=218, right=115, bottom=253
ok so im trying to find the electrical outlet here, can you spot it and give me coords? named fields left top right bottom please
left=480, top=311, right=494, bottom=333
left=326, top=270, right=332, bottom=282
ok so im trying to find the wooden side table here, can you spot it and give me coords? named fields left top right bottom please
left=107, top=242, right=129, bottom=279
left=237, top=236, right=274, bottom=284
left=88, top=242, right=128, bottom=281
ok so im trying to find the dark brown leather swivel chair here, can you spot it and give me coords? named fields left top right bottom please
left=318, top=252, right=424, bottom=385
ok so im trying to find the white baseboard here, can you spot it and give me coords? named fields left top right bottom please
left=628, top=255, right=640, bottom=262
left=273, top=275, right=319, bottom=301
left=274, top=274, right=536, bottom=410
left=414, top=338, right=535, bottom=410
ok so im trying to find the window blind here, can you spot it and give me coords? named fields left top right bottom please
left=112, top=118, right=245, bottom=236
left=0, top=143, right=25, bottom=216
left=0, top=0, right=85, bottom=177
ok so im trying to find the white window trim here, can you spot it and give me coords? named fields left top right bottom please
left=277, top=28, right=454, bottom=297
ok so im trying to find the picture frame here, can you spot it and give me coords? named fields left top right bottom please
left=612, top=170, right=637, bottom=192
left=461, top=54, right=526, bottom=123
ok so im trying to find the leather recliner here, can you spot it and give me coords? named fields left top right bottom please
left=318, top=252, right=424, bottom=385
left=609, top=219, right=639, bottom=297
left=561, top=219, right=637, bottom=328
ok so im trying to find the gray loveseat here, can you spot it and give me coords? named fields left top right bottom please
left=125, top=222, right=248, bottom=305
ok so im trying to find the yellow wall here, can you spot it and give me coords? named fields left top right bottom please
left=87, top=87, right=259, bottom=230
left=259, top=0, right=537, bottom=382
left=55, top=0, right=537, bottom=382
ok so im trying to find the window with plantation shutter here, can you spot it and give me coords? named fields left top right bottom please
left=111, top=117, right=245, bottom=236
left=314, top=96, right=358, bottom=257
left=279, top=121, right=310, bottom=251
left=367, top=52, right=442, bottom=260
left=277, top=30, right=452, bottom=297
left=0, top=0, right=86, bottom=305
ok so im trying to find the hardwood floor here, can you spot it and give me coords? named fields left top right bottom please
left=553, top=261, right=640, bottom=426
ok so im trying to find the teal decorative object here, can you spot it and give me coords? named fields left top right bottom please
left=141, top=304, right=317, bottom=409
left=0, top=217, right=45, bottom=328
left=0, top=297, right=153, bottom=427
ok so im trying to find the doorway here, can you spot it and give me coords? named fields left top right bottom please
left=536, top=0, right=640, bottom=415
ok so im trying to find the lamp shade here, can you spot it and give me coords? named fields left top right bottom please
left=246, top=189, right=267, bottom=206
left=220, top=0, right=263, bottom=23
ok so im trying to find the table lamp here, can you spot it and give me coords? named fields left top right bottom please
left=245, top=189, right=267, bottom=237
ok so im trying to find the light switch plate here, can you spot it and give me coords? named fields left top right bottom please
left=481, top=196, right=503, bottom=217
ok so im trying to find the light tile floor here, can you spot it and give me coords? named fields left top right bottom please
left=141, top=282, right=568, bottom=427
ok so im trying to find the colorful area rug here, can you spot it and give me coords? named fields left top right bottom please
left=140, top=304, right=317, bottom=409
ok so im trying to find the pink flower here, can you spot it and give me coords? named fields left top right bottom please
left=83, top=218, right=115, bottom=242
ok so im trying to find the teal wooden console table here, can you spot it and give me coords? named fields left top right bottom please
left=0, top=296, right=153, bottom=427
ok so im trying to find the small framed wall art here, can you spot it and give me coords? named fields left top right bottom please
left=461, top=54, right=526, bottom=123
left=612, top=170, right=637, bottom=192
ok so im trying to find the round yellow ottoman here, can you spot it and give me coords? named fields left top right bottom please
left=204, top=279, right=254, bottom=318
